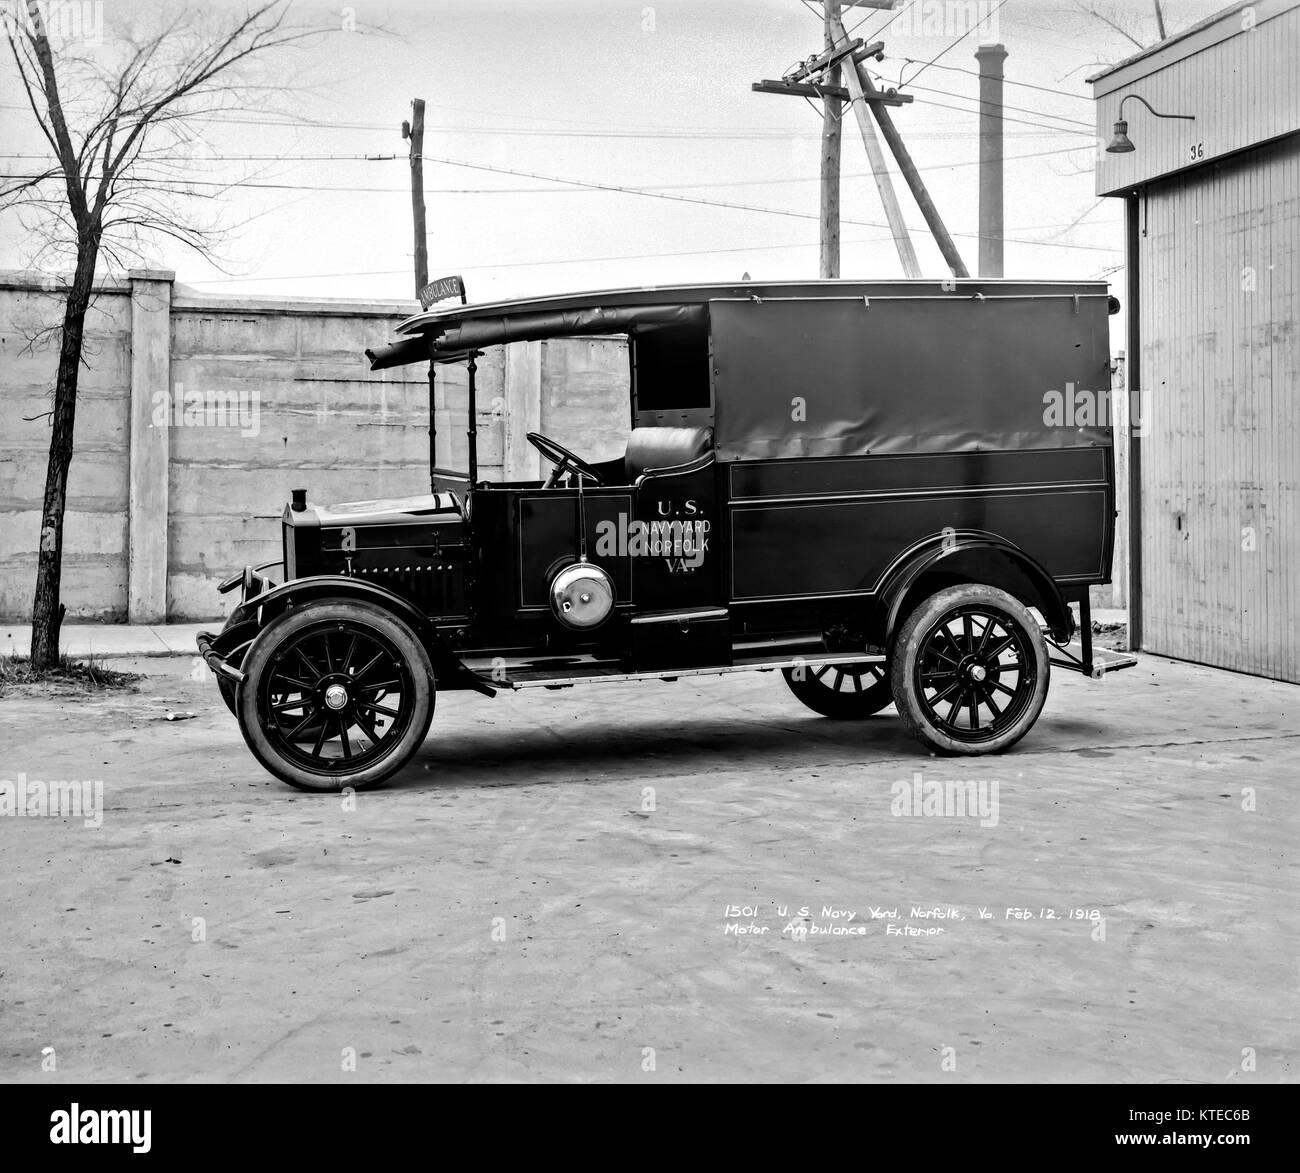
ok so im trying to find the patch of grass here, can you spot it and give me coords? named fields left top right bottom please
left=0, top=652, right=141, bottom=695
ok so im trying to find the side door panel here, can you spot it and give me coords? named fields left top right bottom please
left=515, top=491, right=633, bottom=611
left=628, top=461, right=721, bottom=612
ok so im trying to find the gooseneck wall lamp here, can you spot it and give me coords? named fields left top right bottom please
left=1106, top=93, right=1196, bottom=153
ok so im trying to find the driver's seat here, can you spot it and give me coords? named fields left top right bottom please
left=624, top=426, right=713, bottom=483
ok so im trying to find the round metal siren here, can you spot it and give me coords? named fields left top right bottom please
left=550, top=562, right=615, bottom=630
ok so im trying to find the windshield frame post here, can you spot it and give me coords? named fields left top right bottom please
left=427, top=358, right=437, bottom=494
left=466, top=351, right=479, bottom=490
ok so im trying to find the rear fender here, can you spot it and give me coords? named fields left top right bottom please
left=879, top=532, right=1074, bottom=646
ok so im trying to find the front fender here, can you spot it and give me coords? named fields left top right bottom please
left=879, top=531, right=1074, bottom=645
left=225, top=574, right=495, bottom=696
left=229, top=574, right=429, bottom=631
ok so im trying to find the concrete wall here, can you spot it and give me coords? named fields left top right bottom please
left=0, top=272, right=628, bottom=623
left=1, top=275, right=133, bottom=620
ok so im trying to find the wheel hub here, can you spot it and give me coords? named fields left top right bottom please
left=323, top=683, right=349, bottom=711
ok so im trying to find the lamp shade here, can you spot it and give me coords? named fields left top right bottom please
left=1105, top=119, right=1135, bottom=153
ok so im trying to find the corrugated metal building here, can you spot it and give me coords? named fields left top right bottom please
left=1091, top=0, right=1300, bottom=682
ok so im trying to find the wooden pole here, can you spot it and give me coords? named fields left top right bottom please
left=859, top=65, right=971, bottom=278
left=819, top=1, right=841, bottom=278
left=409, top=98, right=428, bottom=297
left=830, top=13, right=970, bottom=279
left=840, top=40, right=920, bottom=277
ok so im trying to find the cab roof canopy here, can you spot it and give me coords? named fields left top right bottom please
left=363, top=278, right=1107, bottom=370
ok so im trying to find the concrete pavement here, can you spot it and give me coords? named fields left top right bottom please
left=0, top=647, right=1294, bottom=1083
left=0, top=623, right=212, bottom=660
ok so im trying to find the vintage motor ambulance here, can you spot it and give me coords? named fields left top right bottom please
left=198, top=279, right=1133, bottom=790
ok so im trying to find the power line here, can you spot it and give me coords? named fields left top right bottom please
left=902, top=0, right=1012, bottom=85
left=2, top=149, right=1117, bottom=252
left=183, top=212, right=1121, bottom=286
left=188, top=235, right=875, bottom=283
left=791, top=6, right=1095, bottom=138
left=845, top=0, right=920, bottom=40
left=0, top=164, right=899, bottom=228
left=908, top=59, right=1092, bottom=102
left=898, top=81, right=1095, bottom=131
left=907, top=94, right=1094, bottom=137
left=165, top=114, right=1074, bottom=142
left=420, top=155, right=1119, bottom=253
left=0, top=141, right=1092, bottom=181
left=0, top=101, right=1073, bottom=142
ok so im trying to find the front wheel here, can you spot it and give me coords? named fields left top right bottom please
left=236, top=599, right=435, bottom=791
left=782, top=661, right=893, bottom=719
left=890, top=584, right=1049, bottom=755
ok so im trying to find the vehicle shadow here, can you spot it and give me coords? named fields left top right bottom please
left=389, top=710, right=922, bottom=792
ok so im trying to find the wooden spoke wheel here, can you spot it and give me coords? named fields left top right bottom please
left=236, top=599, right=435, bottom=791
left=890, top=584, right=1050, bottom=755
left=782, top=660, right=893, bottom=719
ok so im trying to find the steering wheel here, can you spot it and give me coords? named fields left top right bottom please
left=527, top=432, right=605, bottom=488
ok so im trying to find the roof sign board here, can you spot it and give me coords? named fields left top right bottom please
left=417, top=274, right=466, bottom=310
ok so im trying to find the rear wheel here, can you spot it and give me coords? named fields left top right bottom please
left=236, top=599, right=435, bottom=791
left=890, top=584, right=1049, bottom=755
left=782, top=661, right=893, bottom=719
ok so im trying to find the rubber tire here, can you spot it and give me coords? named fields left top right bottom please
left=236, top=599, right=435, bottom=792
left=218, top=617, right=327, bottom=749
left=782, top=661, right=893, bottom=719
left=890, top=583, right=1050, bottom=756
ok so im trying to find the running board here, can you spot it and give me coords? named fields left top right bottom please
left=464, top=650, right=882, bottom=691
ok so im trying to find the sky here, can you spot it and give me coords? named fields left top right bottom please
left=0, top=0, right=1228, bottom=306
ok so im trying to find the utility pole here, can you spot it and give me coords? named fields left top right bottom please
left=753, top=7, right=968, bottom=280
left=828, top=11, right=969, bottom=279
left=403, top=98, right=428, bottom=298
left=402, top=98, right=433, bottom=487
left=975, top=44, right=1008, bottom=278
left=820, top=1, right=842, bottom=278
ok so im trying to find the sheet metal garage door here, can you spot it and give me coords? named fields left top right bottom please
left=1138, top=133, right=1300, bottom=681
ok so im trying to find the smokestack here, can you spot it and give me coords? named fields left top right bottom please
left=975, top=43, right=1008, bottom=278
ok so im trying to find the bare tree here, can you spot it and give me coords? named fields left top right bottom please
left=1074, top=0, right=1169, bottom=53
left=1, top=0, right=321, bottom=668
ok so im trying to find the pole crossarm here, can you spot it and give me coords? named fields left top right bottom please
left=751, top=78, right=911, bottom=104
left=785, top=36, right=864, bottom=82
